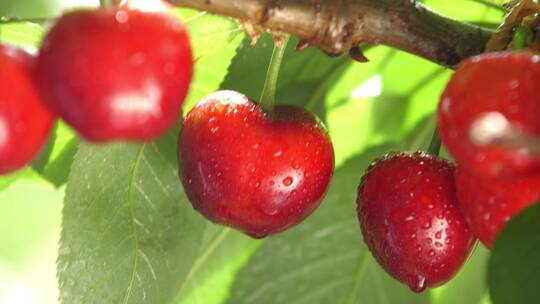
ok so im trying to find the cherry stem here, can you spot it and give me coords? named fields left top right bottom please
left=259, top=35, right=290, bottom=115
left=427, top=129, right=441, bottom=156
left=511, top=25, right=528, bottom=50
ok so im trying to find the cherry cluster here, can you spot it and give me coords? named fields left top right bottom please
left=358, top=51, right=540, bottom=292
left=0, top=1, right=192, bottom=173
left=2, top=0, right=539, bottom=296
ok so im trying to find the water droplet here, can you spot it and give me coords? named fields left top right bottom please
left=210, top=126, right=220, bottom=133
left=408, top=275, right=427, bottom=293
left=252, top=144, right=260, bottom=149
left=423, top=221, right=431, bottom=229
left=274, top=150, right=283, bottom=157
left=509, top=79, right=519, bottom=89
left=292, top=161, right=301, bottom=169
left=283, top=176, right=294, bottom=186
left=115, top=10, right=129, bottom=23
left=130, top=52, right=146, bottom=65
left=428, top=250, right=436, bottom=256
left=405, top=215, right=415, bottom=222
left=264, top=207, right=279, bottom=216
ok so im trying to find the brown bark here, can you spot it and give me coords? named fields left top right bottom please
left=172, top=0, right=493, bottom=67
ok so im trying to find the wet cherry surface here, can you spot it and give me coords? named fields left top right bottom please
left=438, top=51, right=540, bottom=177
left=357, top=152, right=475, bottom=292
left=455, top=166, right=540, bottom=248
left=178, top=90, right=334, bottom=238
left=34, top=3, right=192, bottom=142
left=0, top=44, right=54, bottom=174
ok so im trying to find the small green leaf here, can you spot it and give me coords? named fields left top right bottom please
left=39, top=137, right=79, bottom=187
left=31, top=122, right=79, bottom=187
left=488, top=203, right=540, bottom=304
left=58, top=135, right=206, bottom=304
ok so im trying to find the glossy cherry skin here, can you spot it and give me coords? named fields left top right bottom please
left=438, top=52, right=540, bottom=177
left=178, top=90, right=334, bottom=238
left=0, top=44, right=54, bottom=174
left=357, top=152, right=475, bottom=292
left=455, top=166, right=540, bottom=248
left=34, top=4, right=192, bottom=142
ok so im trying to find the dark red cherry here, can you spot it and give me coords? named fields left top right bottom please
left=34, top=2, right=192, bottom=142
left=178, top=90, right=334, bottom=238
left=455, top=166, right=540, bottom=248
left=0, top=44, right=54, bottom=174
left=357, top=152, right=475, bottom=292
left=438, top=51, right=540, bottom=177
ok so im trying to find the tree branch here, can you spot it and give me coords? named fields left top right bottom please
left=172, top=0, right=493, bottom=67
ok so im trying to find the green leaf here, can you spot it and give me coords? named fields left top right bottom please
left=178, top=8, right=245, bottom=110
left=323, top=46, right=451, bottom=165
left=32, top=122, right=78, bottom=187
left=39, top=137, right=79, bottom=187
left=220, top=33, right=353, bottom=118
left=58, top=135, right=206, bottom=304
left=173, top=226, right=260, bottom=304
left=0, top=0, right=75, bottom=19
left=58, top=11, right=246, bottom=304
left=488, top=202, right=540, bottom=304
left=0, top=21, right=44, bottom=49
left=432, top=244, right=489, bottom=304
left=225, top=144, right=430, bottom=304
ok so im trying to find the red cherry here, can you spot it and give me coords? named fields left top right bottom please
left=0, top=44, right=54, bottom=174
left=178, top=90, right=334, bottom=238
left=438, top=52, right=540, bottom=177
left=357, top=152, right=475, bottom=292
left=455, top=166, right=540, bottom=248
left=34, top=4, right=192, bottom=142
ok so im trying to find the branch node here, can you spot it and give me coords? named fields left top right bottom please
left=349, top=46, right=369, bottom=63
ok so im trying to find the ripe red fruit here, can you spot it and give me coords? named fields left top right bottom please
left=438, top=52, right=540, bottom=177
left=0, top=44, right=54, bottom=174
left=34, top=3, right=192, bottom=142
left=357, top=153, right=475, bottom=292
left=178, top=90, right=334, bottom=238
left=455, top=166, right=540, bottom=248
